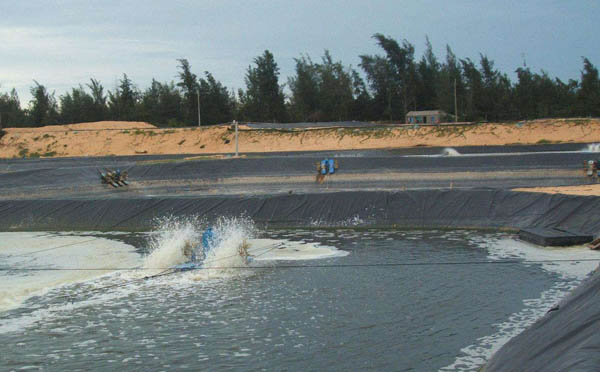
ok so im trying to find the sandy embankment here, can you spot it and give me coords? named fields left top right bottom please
left=1, top=118, right=599, bottom=159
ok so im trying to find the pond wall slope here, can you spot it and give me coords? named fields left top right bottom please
left=486, top=268, right=600, bottom=372
left=1, top=189, right=600, bottom=233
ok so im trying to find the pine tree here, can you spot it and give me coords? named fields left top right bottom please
left=107, top=74, right=139, bottom=121
left=239, top=50, right=286, bottom=122
left=577, top=58, right=600, bottom=117
left=28, top=81, right=58, bottom=126
left=176, top=59, right=199, bottom=125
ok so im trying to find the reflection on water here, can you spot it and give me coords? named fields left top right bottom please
left=0, top=228, right=597, bottom=371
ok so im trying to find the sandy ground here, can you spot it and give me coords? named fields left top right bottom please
left=1, top=118, right=600, bottom=158
left=513, top=184, right=600, bottom=196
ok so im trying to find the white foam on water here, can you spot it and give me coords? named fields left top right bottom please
left=0, top=219, right=348, bottom=334
left=405, top=145, right=600, bottom=158
left=442, top=237, right=600, bottom=371
left=0, top=280, right=138, bottom=334
left=401, top=147, right=462, bottom=158
left=249, top=238, right=348, bottom=261
left=0, top=232, right=140, bottom=313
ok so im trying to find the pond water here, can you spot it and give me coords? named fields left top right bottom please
left=0, top=221, right=598, bottom=371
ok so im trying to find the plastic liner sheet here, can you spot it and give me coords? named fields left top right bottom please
left=1, top=189, right=600, bottom=233
left=486, top=268, right=600, bottom=372
left=518, top=228, right=593, bottom=246
left=0, top=152, right=592, bottom=190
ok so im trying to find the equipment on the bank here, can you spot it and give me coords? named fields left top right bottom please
left=583, top=160, right=600, bottom=178
left=100, top=168, right=129, bottom=187
left=316, top=158, right=339, bottom=184
left=588, top=236, right=600, bottom=250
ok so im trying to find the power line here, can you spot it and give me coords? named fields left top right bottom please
left=2, top=258, right=599, bottom=271
left=0, top=256, right=596, bottom=320
left=8, top=238, right=100, bottom=257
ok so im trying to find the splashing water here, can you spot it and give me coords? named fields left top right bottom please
left=582, top=143, right=600, bottom=152
left=203, top=216, right=256, bottom=267
left=441, top=147, right=461, bottom=156
left=142, top=215, right=257, bottom=278
left=143, top=215, right=204, bottom=272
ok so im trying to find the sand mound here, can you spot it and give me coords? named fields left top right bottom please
left=9, top=121, right=156, bottom=132
left=2, top=118, right=600, bottom=158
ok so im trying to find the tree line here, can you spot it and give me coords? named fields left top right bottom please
left=1, top=33, right=599, bottom=128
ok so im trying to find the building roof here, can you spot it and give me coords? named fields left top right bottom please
left=406, top=110, right=447, bottom=116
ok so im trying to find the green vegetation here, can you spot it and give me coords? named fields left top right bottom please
left=34, top=133, right=55, bottom=140
left=16, top=147, right=55, bottom=158
left=131, top=129, right=157, bottom=136
left=1, top=36, right=599, bottom=128
left=238, top=50, right=287, bottom=122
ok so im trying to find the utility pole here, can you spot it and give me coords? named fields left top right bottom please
left=197, top=87, right=201, bottom=127
left=234, top=120, right=239, bottom=156
left=454, top=78, right=458, bottom=123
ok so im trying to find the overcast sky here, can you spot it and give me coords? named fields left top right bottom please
left=1, top=0, right=598, bottom=105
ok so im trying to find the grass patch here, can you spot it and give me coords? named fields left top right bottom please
left=17, top=147, right=49, bottom=158
left=32, top=134, right=55, bottom=141
left=537, top=139, right=552, bottom=144
left=567, top=119, right=590, bottom=126
left=130, top=129, right=159, bottom=136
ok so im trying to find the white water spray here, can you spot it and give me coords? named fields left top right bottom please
left=142, top=215, right=257, bottom=278
left=582, top=143, right=600, bottom=152
left=441, top=147, right=461, bottom=156
left=143, top=216, right=203, bottom=272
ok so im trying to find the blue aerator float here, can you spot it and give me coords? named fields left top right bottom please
left=316, top=158, right=339, bottom=183
left=173, top=227, right=252, bottom=272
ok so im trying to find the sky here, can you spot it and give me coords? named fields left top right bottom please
left=1, top=0, right=599, bottom=106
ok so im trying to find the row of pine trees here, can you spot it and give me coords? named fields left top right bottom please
left=1, top=34, right=599, bottom=127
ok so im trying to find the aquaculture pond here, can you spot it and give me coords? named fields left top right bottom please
left=1, top=224, right=597, bottom=371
